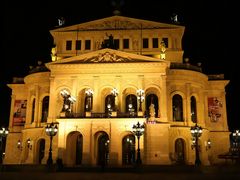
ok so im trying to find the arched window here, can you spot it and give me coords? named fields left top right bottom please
left=125, top=94, right=137, bottom=116
left=146, top=94, right=159, bottom=117
left=41, top=96, right=49, bottom=123
left=172, top=94, right=183, bottom=121
left=191, top=96, right=197, bottom=123
left=31, top=98, right=35, bottom=123
left=105, top=94, right=115, bottom=114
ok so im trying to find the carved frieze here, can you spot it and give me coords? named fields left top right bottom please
left=84, top=52, right=133, bottom=63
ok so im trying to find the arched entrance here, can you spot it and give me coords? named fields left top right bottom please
left=96, top=131, right=110, bottom=166
left=175, top=138, right=185, bottom=164
left=122, top=134, right=135, bottom=165
left=66, top=131, right=83, bottom=165
left=36, top=139, right=45, bottom=164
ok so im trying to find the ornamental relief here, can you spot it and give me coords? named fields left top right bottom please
left=84, top=52, right=133, bottom=63
left=77, top=19, right=168, bottom=31
left=79, top=20, right=142, bottom=30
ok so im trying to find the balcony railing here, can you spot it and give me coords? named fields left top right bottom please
left=59, top=112, right=139, bottom=118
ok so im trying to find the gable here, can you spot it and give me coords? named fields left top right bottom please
left=46, top=48, right=165, bottom=66
left=51, top=15, right=184, bottom=33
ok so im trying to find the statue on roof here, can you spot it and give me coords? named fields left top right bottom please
left=101, top=34, right=116, bottom=49
left=160, top=41, right=166, bottom=60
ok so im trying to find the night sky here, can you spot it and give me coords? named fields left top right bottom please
left=2, top=1, right=239, bottom=130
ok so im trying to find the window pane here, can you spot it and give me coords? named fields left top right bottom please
left=114, top=39, right=119, bottom=49
left=123, top=39, right=129, bottom=49
left=191, top=96, right=197, bottom=123
left=142, top=38, right=149, bottom=48
left=31, top=99, right=35, bottom=123
left=162, top=38, right=168, bottom=48
left=85, top=40, right=91, bottom=50
left=172, top=94, right=183, bottom=121
left=41, top=96, right=49, bottom=123
left=76, top=40, right=81, bottom=50
left=66, top=41, right=72, bottom=50
left=152, top=38, right=158, bottom=48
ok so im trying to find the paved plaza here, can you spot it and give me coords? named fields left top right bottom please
left=0, top=165, right=240, bottom=180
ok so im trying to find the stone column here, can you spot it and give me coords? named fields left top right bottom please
left=160, top=75, right=168, bottom=122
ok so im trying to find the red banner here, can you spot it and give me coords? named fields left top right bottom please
left=13, top=100, right=27, bottom=126
left=208, top=97, right=222, bottom=122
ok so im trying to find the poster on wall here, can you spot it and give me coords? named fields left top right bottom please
left=208, top=97, right=222, bottom=122
left=13, top=100, right=27, bottom=126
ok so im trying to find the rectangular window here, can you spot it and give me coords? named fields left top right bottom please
left=162, top=38, right=168, bottom=48
left=142, top=38, right=149, bottom=48
left=123, top=39, right=129, bottom=49
left=66, top=40, right=72, bottom=50
left=152, top=38, right=158, bottom=48
left=114, top=39, right=119, bottom=49
left=75, top=40, right=81, bottom=50
left=85, top=40, right=91, bottom=50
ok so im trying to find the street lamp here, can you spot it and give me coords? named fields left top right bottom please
left=132, top=122, right=145, bottom=165
left=111, top=88, right=119, bottom=111
left=0, top=127, right=9, bottom=164
left=85, top=89, right=94, bottom=111
left=190, top=124, right=202, bottom=166
left=45, top=122, right=58, bottom=166
left=232, top=129, right=240, bottom=154
left=137, top=89, right=144, bottom=111
left=60, top=89, right=76, bottom=117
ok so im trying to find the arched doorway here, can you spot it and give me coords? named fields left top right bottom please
left=175, top=138, right=185, bottom=164
left=66, top=131, right=83, bottom=165
left=146, top=94, right=159, bottom=117
left=122, top=134, right=135, bottom=165
left=36, top=139, right=45, bottom=164
left=96, top=132, right=110, bottom=166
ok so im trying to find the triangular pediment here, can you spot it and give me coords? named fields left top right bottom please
left=51, top=15, right=184, bottom=33
left=47, top=48, right=165, bottom=66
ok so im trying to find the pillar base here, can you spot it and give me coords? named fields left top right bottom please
left=138, top=111, right=143, bottom=117
left=85, top=112, right=91, bottom=117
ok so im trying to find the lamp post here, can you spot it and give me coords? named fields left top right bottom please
left=45, top=122, right=58, bottom=166
left=60, top=89, right=76, bottom=117
left=132, top=122, right=145, bottom=165
left=0, top=127, right=9, bottom=164
left=85, top=89, right=94, bottom=111
left=232, top=130, right=240, bottom=154
left=137, top=89, right=144, bottom=111
left=190, top=124, right=202, bottom=166
left=111, top=88, right=119, bottom=111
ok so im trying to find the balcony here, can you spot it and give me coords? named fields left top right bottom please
left=58, top=111, right=141, bottom=119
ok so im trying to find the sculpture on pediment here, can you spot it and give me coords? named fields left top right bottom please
left=85, top=52, right=133, bottom=63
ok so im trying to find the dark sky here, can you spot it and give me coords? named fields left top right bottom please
left=2, top=0, right=239, bottom=130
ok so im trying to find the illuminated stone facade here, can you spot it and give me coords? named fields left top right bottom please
left=4, top=16, right=230, bottom=166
